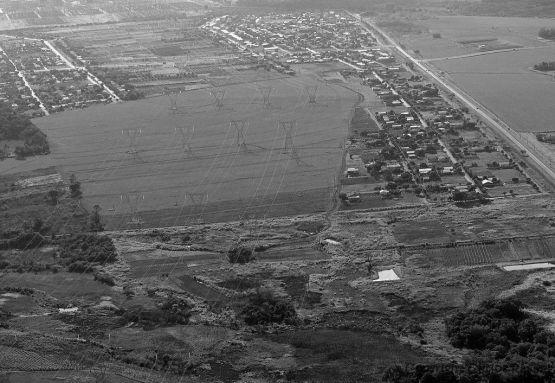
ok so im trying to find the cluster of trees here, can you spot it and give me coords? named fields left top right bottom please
left=59, top=234, right=117, bottom=272
left=227, top=246, right=255, bottom=264
left=539, top=27, right=555, bottom=40
left=534, top=61, right=555, bottom=71
left=452, top=190, right=490, bottom=206
left=384, top=298, right=555, bottom=383
left=0, top=102, right=49, bottom=159
left=121, top=294, right=192, bottom=329
left=241, top=290, right=297, bottom=325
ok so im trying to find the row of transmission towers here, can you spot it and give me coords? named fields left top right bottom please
left=119, top=190, right=208, bottom=227
left=166, top=84, right=320, bottom=114
left=116, top=82, right=322, bottom=225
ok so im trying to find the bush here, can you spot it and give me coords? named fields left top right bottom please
left=227, top=246, right=255, bottom=264
left=94, top=271, right=115, bottom=286
left=121, top=295, right=192, bottom=329
left=0, top=232, right=46, bottom=250
left=241, top=290, right=297, bottom=325
left=59, top=234, right=117, bottom=267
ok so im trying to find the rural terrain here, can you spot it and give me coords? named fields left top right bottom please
left=1, top=0, right=555, bottom=382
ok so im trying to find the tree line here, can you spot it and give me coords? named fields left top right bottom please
left=0, top=102, right=49, bottom=159
left=539, top=27, right=555, bottom=40
left=534, top=61, right=555, bottom=71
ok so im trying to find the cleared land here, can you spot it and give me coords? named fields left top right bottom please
left=2, top=73, right=357, bottom=229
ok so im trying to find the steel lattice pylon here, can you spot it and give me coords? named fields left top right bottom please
left=185, top=191, right=208, bottom=223
left=230, top=120, right=249, bottom=151
left=210, top=89, right=226, bottom=110
left=305, top=85, right=318, bottom=105
left=258, top=86, right=273, bottom=108
left=122, top=128, right=142, bottom=158
left=175, top=124, right=195, bottom=158
left=121, top=193, right=145, bottom=226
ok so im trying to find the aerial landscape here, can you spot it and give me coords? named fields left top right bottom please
left=1, top=0, right=555, bottom=382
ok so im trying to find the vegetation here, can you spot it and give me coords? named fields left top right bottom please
left=122, top=295, right=192, bottom=329
left=534, top=61, right=555, bottom=71
left=59, top=234, right=117, bottom=272
left=0, top=102, right=49, bottom=159
left=454, top=0, right=555, bottom=17
left=539, top=27, right=555, bottom=40
left=0, top=232, right=46, bottom=250
left=227, top=246, right=255, bottom=264
left=89, top=205, right=104, bottom=232
left=69, top=174, right=82, bottom=198
left=384, top=298, right=555, bottom=383
left=241, top=290, right=297, bottom=325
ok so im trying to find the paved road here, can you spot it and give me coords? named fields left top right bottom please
left=350, top=13, right=555, bottom=185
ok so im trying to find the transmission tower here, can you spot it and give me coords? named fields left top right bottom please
left=175, top=124, right=195, bottom=158
left=279, top=120, right=302, bottom=165
left=258, top=85, right=273, bottom=108
left=210, top=89, right=226, bottom=110
left=121, top=193, right=145, bottom=226
left=280, top=121, right=296, bottom=153
left=122, top=128, right=142, bottom=158
left=305, top=85, right=318, bottom=105
left=230, top=120, right=249, bottom=151
left=174, top=51, right=190, bottom=73
left=165, top=88, right=185, bottom=115
left=185, top=191, right=208, bottom=223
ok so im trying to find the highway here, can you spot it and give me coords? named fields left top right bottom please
left=347, top=11, right=555, bottom=186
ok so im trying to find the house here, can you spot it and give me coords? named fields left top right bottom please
left=419, top=168, right=433, bottom=175
left=441, top=166, right=454, bottom=175
left=345, top=167, right=360, bottom=177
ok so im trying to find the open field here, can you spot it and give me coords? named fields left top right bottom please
left=431, top=48, right=555, bottom=134
left=399, top=16, right=555, bottom=59
left=0, top=73, right=357, bottom=229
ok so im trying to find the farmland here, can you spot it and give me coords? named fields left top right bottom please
left=3, top=73, right=357, bottom=229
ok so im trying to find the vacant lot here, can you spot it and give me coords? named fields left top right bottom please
left=2, top=74, right=357, bottom=229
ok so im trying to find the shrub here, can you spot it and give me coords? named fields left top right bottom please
left=227, top=246, right=255, bottom=264
left=60, top=234, right=117, bottom=266
left=241, top=290, right=297, bottom=325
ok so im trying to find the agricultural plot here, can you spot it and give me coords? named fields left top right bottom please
left=400, top=16, right=555, bottom=59
left=22, top=75, right=357, bottom=229
left=402, top=236, right=555, bottom=268
left=432, top=47, right=555, bottom=134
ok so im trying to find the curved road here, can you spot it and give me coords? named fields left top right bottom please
left=348, top=11, right=555, bottom=185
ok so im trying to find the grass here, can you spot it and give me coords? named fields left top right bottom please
left=270, top=329, right=429, bottom=382
left=26, top=74, right=357, bottom=229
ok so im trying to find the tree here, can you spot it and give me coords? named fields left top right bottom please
left=90, top=205, right=104, bottom=232
left=241, top=289, right=297, bottom=325
left=47, top=189, right=59, bottom=205
left=69, top=174, right=82, bottom=198
left=227, top=246, right=255, bottom=264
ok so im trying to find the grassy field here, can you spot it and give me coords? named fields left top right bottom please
left=0, top=73, right=357, bottom=229
left=431, top=47, right=555, bottom=133
left=396, top=16, right=555, bottom=136
left=400, top=16, right=555, bottom=59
